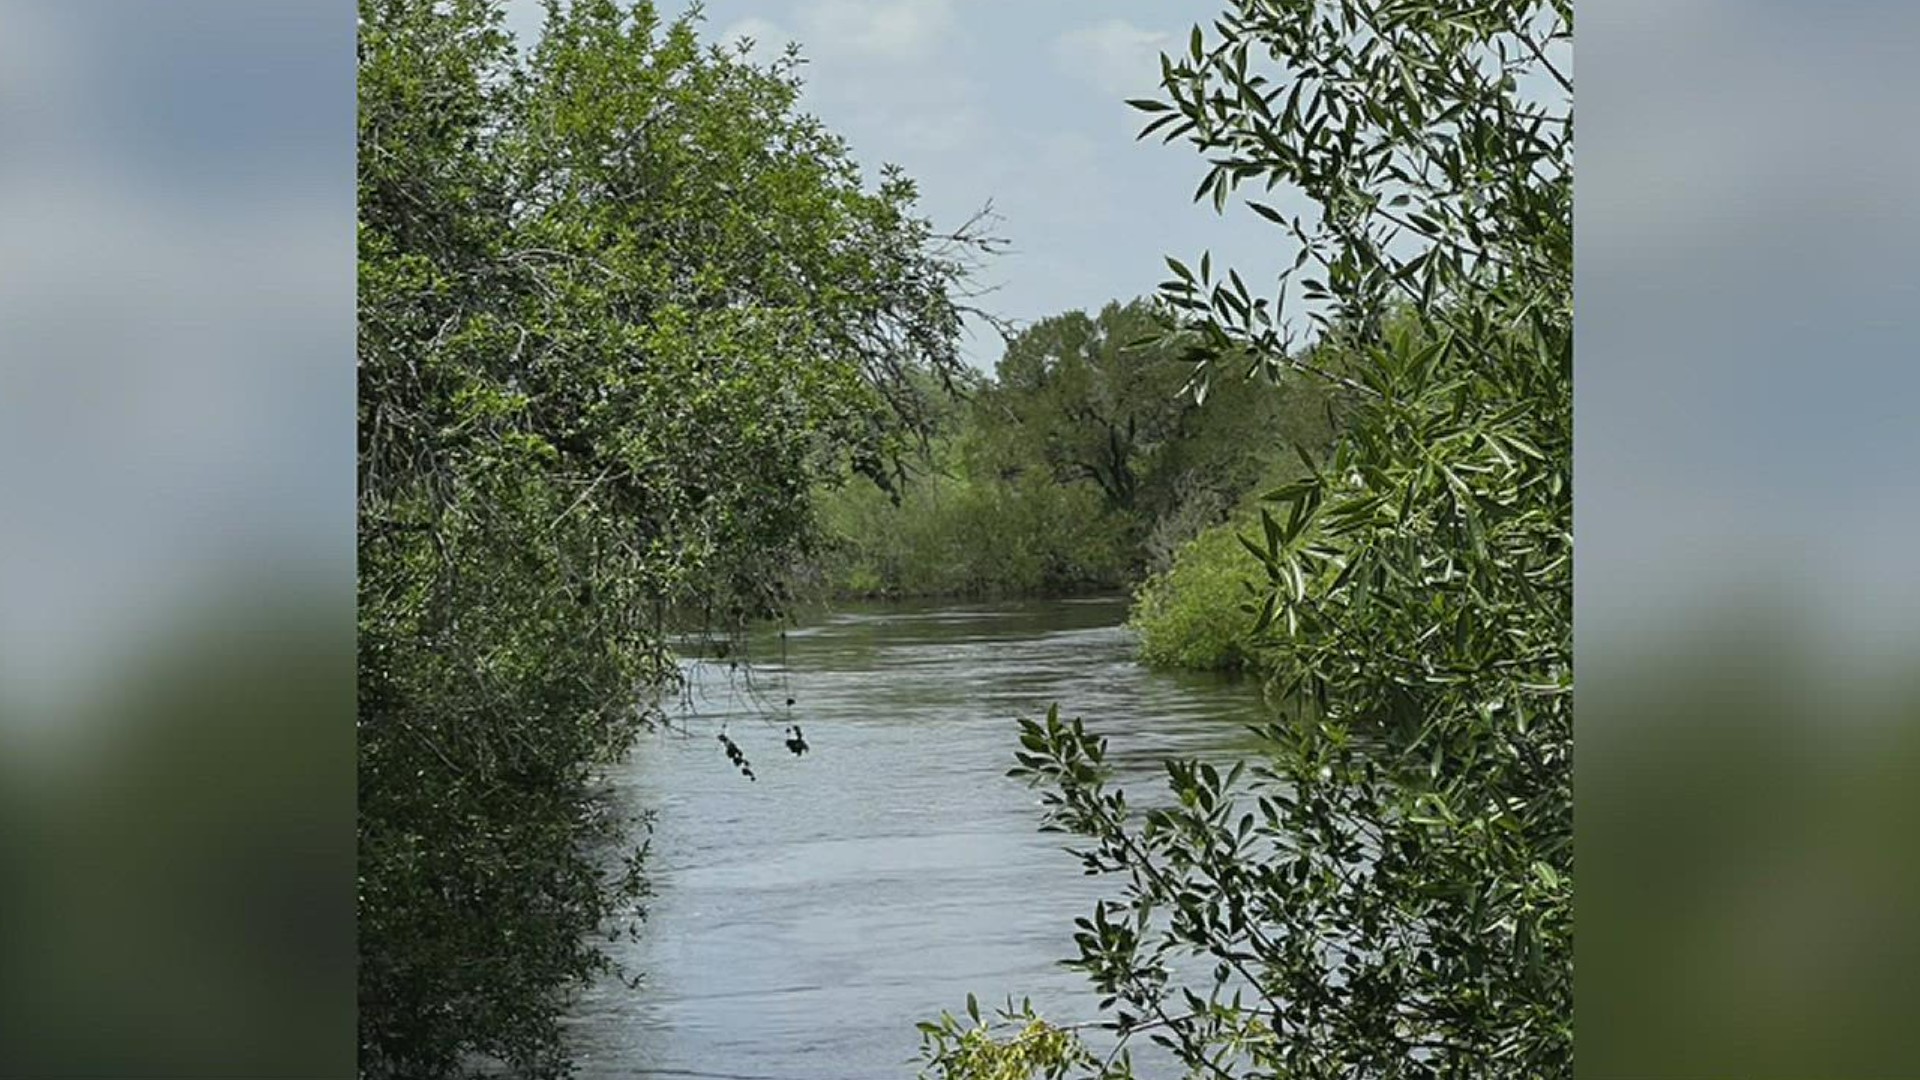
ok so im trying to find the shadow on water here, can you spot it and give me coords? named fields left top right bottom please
left=566, top=596, right=1280, bottom=1079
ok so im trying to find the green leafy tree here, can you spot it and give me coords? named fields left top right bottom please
left=357, top=1, right=979, bottom=1075
left=923, top=1, right=1570, bottom=1077
left=978, top=300, right=1337, bottom=546
left=980, top=301, right=1189, bottom=517
left=805, top=296, right=1340, bottom=600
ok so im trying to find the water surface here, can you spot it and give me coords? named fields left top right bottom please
left=566, top=597, right=1275, bottom=1079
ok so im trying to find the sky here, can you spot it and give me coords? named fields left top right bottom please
left=502, top=0, right=1287, bottom=371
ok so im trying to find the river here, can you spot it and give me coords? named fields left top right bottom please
left=564, top=596, right=1278, bottom=1079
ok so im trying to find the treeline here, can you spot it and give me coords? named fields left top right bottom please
left=804, top=296, right=1362, bottom=676
left=805, top=299, right=1341, bottom=588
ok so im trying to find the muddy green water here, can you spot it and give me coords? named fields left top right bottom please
left=565, top=596, right=1276, bottom=1079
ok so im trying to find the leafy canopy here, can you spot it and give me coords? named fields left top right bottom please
left=357, top=1, right=978, bottom=1075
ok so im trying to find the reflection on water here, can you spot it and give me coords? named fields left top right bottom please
left=565, top=597, right=1276, bottom=1079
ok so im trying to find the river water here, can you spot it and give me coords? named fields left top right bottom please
left=565, top=596, right=1277, bottom=1079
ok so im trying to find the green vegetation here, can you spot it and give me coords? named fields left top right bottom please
left=1129, top=512, right=1273, bottom=672
left=807, top=298, right=1344, bottom=602
left=815, top=465, right=1133, bottom=599
left=356, top=1, right=977, bottom=1075
left=921, top=0, right=1572, bottom=1077
left=1127, top=309, right=1415, bottom=677
left=358, top=0, right=1569, bottom=1075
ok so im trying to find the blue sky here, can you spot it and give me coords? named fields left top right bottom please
left=503, top=0, right=1287, bottom=370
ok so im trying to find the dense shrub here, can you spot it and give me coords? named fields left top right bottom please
left=1131, top=446, right=1330, bottom=672
left=1129, top=515, right=1273, bottom=672
left=814, top=470, right=1133, bottom=598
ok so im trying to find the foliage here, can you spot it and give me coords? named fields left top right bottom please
left=815, top=464, right=1133, bottom=599
left=357, top=1, right=975, bottom=1075
left=925, top=0, right=1571, bottom=1077
left=808, top=298, right=1341, bottom=600
left=917, top=998, right=1100, bottom=1080
left=975, top=300, right=1337, bottom=531
left=1129, top=311, right=1411, bottom=674
left=1129, top=514, right=1275, bottom=674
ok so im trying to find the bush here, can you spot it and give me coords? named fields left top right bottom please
left=1129, top=515, right=1275, bottom=672
left=1131, top=449, right=1324, bottom=672
left=924, top=0, right=1571, bottom=1072
left=813, top=471, right=1133, bottom=599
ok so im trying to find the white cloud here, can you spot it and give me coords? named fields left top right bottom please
left=1052, top=19, right=1174, bottom=99
left=796, top=0, right=955, bottom=63
left=714, top=16, right=795, bottom=66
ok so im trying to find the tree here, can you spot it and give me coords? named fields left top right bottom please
left=922, top=1, right=1570, bottom=1076
left=357, top=2, right=979, bottom=1075
left=977, top=300, right=1338, bottom=543
left=982, top=301, right=1181, bottom=515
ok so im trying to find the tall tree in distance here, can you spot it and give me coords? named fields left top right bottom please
left=983, top=301, right=1198, bottom=518
left=920, top=1, right=1571, bottom=1076
left=978, top=299, right=1341, bottom=547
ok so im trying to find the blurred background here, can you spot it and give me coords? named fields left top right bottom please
left=0, top=0, right=1913, bottom=1075
left=0, top=0, right=355, bottom=1075
left=1578, top=0, right=1920, bottom=1074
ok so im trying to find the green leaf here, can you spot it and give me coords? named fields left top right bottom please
left=1252, top=590, right=1278, bottom=634
left=1237, top=531, right=1272, bottom=567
